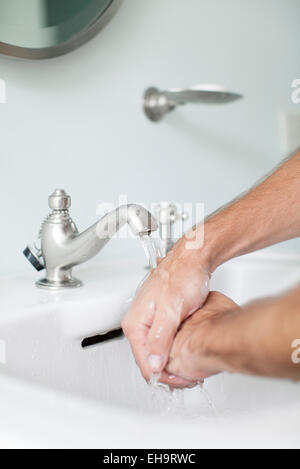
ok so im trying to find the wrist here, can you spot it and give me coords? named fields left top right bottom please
left=182, top=219, right=229, bottom=274
left=200, top=302, right=277, bottom=377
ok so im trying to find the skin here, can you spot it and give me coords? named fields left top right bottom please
left=122, top=251, right=210, bottom=387
left=167, top=290, right=300, bottom=382
left=122, top=149, right=300, bottom=386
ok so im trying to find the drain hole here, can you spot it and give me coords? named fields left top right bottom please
left=81, top=328, right=123, bottom=348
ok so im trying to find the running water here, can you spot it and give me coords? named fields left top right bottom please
left=133, top=233, right=164, bottom=295
left=148, top=374, right=218, bottom=418
left=198, top=382, right=218, bottom=415
left=125, top=234, right=164, bottom=302
left=140, top=233, right=165, bottom=269
left=149, top=373, right=185, bottom=416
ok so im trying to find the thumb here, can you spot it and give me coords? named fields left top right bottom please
left=146, top=312, right=180, bottom=374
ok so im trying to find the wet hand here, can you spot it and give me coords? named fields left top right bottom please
left=122, top=235, right=210, bottom=384
left=165, top=292, right=240, bottom=384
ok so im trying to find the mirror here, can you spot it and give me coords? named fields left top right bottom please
left=0, top=0, right=122, bottom=59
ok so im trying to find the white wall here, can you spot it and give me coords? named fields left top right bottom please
left=0, top=0, right=300, bottom=275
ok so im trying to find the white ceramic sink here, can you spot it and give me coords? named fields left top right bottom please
left=0, top=252, right=300, bottom=449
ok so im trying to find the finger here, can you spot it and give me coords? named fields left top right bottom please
left=146, top=312, right=180, bottom=374
left=167, top=354, right=214, bottom=381
left=157, top=371, right=198, bottom=389
left=122, top=316, right=152, bottom=380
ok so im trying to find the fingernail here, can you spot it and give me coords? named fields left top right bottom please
left=148, top=354, right=163, bottom=372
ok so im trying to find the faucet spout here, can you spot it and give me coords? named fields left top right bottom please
left=28, top=190, right=158, bottom=289
left=66, top=204, right=158, bottom=268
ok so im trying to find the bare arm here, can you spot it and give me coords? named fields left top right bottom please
left=196, top=149, right=300, bottom=272
left=167, top=290, right=300, bottom=382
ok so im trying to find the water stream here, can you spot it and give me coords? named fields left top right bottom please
left=149, top=373, right=185, bottom=416
left=140, top=233, right=165, bottom=269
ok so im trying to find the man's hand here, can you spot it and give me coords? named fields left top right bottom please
left=170, top=287, right=300, bottom=383
left=166, top=292, right=240, bottom=383
left=122, top=237, right=210, bottom=385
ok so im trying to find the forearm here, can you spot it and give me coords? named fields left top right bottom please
left=191, top=149, right=300, bottom=272
left=204, top=288, right=300, bottom=380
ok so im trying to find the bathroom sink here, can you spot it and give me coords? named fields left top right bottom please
left=0, top=253, right=300, bottom=448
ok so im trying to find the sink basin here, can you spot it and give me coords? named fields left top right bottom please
left=0, top=252, right=300, bottom=448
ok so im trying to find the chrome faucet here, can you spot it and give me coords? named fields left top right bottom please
left=23, top=189, right=158, bottom=289
left=154, top=202, right=188, bottom=255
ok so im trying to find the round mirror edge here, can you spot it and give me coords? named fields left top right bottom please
left=0, top=0, right=123, bottom=60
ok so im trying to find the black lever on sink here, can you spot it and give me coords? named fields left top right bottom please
left=81, top=329, right=123, bottom=348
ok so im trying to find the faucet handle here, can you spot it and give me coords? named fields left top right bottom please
left=154, top=202, right=189, bottom=254
left=48, top=189, right=71, bottom=211
left=23, top=245, right=45, bottom=271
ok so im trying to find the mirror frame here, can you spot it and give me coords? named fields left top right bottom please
left=0, top=0, right=122, bottom=60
